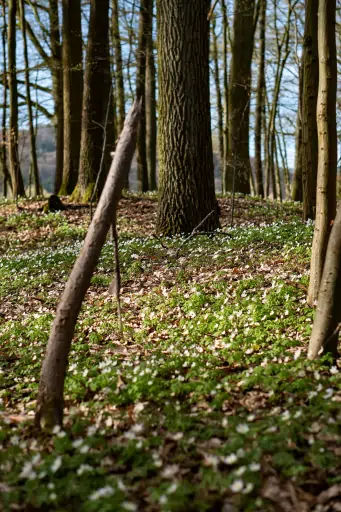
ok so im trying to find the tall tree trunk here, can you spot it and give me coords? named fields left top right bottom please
left=156, top=0, right=219, bottom=235
left=8, top=0, right=25, bottom=198
left=75, top=0, right=115, bottom=201
left=308, top=204, right=341, bottom=360
left=35, top=102, right=141, bottom=429
left=254, top=0, right=265, bottom=197
left=302, top=0, right=318, bottom=221
left=112, top=0, right=126, bottom=134
left=265, top=4, right=291, bottom=200
left=49, top=0, right=64, bottom=194
left=291, top=64, right=303, bottom=202
left=145, top=0, right=157, bottom=191
left=136, top=0, right=149, bottom=192
left=307, top=0, right=337, bottom=307
left=212, top=15, right=224, bottom=190
left=221, top=0, right=229, bottom=194
left=19, top=0, right=41, bottom=197
left=60, top=0, right=83, bottom=195
left=226, top=0, right=255, bottom=194
left=1, top=0, right=12, bottom=195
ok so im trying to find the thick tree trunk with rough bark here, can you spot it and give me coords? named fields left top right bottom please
left=302, top=0, right=318, bottom=221
left=136, top=0, right=150, bottom=192
left=112, top=0, right=125, bottom=134
left=307, top=0, right=337, bottom=307
left=49, top=0, right=64, bottom=194
left=156, top=0, right=219, bottom=235
left=35, top=102, right=141, bottom=429
left=226, top=0, right=255, bottom=194
left=254, top=0, right=265, bottom=197
left=19, top=0, right=41, bottom=197
left=60, top=0, right=83, bottom=195
left=8, top=0, right=25, bottom=198
left=308, top=205, right=341, bottom=360
left=75, top=0, right=115, bottom=201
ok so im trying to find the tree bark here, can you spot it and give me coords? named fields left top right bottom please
left=308, top=204, right=341, bottom=360
left=1, top=0, right=12, bottom=195
left=60, top=0, right=83, bottom=195
left=112, top=0, right=126, bottom=134
left=221, top=0, right=229, bottom=194
left=49, top=0, right=64, bottom=194
left=302, top=0, right=318, bottom=221
left=35, top=101, right=141, bottom=429
left=226, top=0, right=255, bottom=194
left=291, top=64, right=303, bottom=202
left=212, top=15, right=224, bottom=189
left=254, top=0, right=265, bottom=197
left=145, top=0, right=157, bottom=191
left=75, top=0, right=115, bottom=201
left=136, top=0, right=150, bottom=192
left=8, top=0, right=25, bottom=198
left=19, top=0, right=41, bottom=197
left=156, top=0, right=219, bottom=235
left=307, top=0, right=337, bottom=307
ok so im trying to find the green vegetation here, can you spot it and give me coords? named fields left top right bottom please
left=0, top=196, right=340, bottom=511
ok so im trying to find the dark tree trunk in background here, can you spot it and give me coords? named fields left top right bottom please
left=156, top=0, right=219, bottom=235
left=49, top=0, right=64, bottom=194
left=254, top=0, right=265, bottom=197
left=136, top=0, right=150, bottom=192
left=19, top=0, right=41, bottom=197
left=1, top=0, right=12, bottom=196
left=8, top=0, right=25, bottom=197
left=292, top=64, right=303, bottom=201
left=112, top=0, right=126, bottom=134
left=75, top=0, right=115, bottom=201
left=145, top=0, right=157, bottom=190
left=212, top=15, right=224, bottom=189
left=307, top=0, right=337, bottom=307
left=221, top=0, right=229, bottom=194
left=302, top=0, right=318, bottom=221
left=60, top=0, right=83, bottom=195
left=226, top=0, right=255, bottom=194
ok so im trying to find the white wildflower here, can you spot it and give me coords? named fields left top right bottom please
left=330, top=366, right=339, bottom=375
left=51, top=456, right=62, bottom=473
left=77, top=464, right=93, bottom=476
left=122, top=502, right=138, bottom=511
left=236, top=423, right=249, bottom=434
left=249, top=463, right=260, bottom=472
left=161, top=464, right=180, bottom=478
left=230, top=479, right=244, bottom=492
left=242, top=482, right=254, bottom=494
left=89, top=485, right=115, bottom=500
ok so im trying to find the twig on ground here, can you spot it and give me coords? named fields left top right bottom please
left=108, top=217, right=123, bottom=335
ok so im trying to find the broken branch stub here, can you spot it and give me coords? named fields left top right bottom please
left=35, top=99, right=142, bottom=430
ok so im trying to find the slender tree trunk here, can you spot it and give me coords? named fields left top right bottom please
left=19, top=0, right=41, bottom=197
left=226, top=0, right=255, bottom=194
left=212, top=15, right=224, bottom=188
left=274, top=135, right=282, bottom=201
left=8, top=0, right=25, bottom=198
left=302, top=0, right=318, bottom=220
left=136, top=0, right=149, bottom=192
left=145, top=0, right=157, bottom=190
left=49, top=0, right=64, bottom=194
left=35, top=102, right=141, bottom=429
left=75, top=0, right=115, bottom=201
left=1, top=0, right=12, bottom=195
left=308, top=204, right=341, bottom=360
left=156, top=0, right=219, bottom=235
left=307, top=0, right=337, bottom=307
left=221, top=0, right=229, bottom=194
left=254, top=0, right=266, bottom=197
left=112, top=0, right=126, bottom=133
left=60, top=0, right=83, bottom=195
left=291, top=64, right=303, bottom=202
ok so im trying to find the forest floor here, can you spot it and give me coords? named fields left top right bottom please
left=0, top=194, right=340, bottom=512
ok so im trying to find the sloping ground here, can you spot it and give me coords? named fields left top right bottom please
left=0, top=195, right=340, bottom=512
